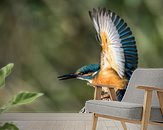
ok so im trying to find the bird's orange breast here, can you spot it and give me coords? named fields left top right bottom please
left=92, top=68, right=127, bottom=89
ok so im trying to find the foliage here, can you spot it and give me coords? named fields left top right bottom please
left=0, top=91, right=43, bottom=114
left=0, top=123, right=19, bottom=130
left=0, top=63, right=14, bottom=88
left=0, top=64, right=43, bottom=130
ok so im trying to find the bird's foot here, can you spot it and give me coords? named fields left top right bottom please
left=101, top=92, right=110, bottom=100
left=79, top=106, right=90, bottom=113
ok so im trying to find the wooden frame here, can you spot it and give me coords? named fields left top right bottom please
left=90, top=84, right=163, bottom=130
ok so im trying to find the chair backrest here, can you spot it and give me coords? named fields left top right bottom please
left=122, top=68, right=163, bottom=107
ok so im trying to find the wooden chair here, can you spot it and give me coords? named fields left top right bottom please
left=85, top=68, right=163, bottom=130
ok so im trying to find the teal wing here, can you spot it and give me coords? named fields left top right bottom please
left=110, top=11, right=138, bottom=79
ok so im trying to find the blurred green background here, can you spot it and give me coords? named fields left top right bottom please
left=0, top=0, right=163, bottom=112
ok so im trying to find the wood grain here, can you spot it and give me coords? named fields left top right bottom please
left=157, top=91, right=163, bottom=115
left=141, top=90, right=152, bottom=130
left=137, top=86, right=163, bottom=92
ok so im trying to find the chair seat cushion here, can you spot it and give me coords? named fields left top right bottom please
left=85, top=100, right=163, bottom=122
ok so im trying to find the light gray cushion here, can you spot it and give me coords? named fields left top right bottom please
left=85, top=100, right=163, bottom=122
left=122, top=68, right=163, bottom=106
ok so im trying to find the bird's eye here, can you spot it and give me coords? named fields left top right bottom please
left=79, top=72, right=83, bottom=75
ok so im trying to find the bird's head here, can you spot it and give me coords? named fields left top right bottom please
left=58, top=64, right=100, bottom=82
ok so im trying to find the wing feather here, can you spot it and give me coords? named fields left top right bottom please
left=89, top=8, right=138, bottom=79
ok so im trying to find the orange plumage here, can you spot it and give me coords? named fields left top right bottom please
left=92, top=30, right=127, bottom=90
left=92, top=68, right=127, bottom=89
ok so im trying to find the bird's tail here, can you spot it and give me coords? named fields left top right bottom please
left=116, top=89, right=126, bottom=101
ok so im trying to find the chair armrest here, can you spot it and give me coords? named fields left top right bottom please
left=88, top=83, right=117, bottom=101
left=137, top=86, right=163, bottom=92
left=87, top=83, right=102, bottom=100
left=94, top=86, right=102, bottom=100
left=88, top=83, right=115, bottom=89
left=137, top=86, right=163, bottom=114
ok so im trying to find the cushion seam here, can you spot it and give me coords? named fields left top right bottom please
left=87, top=102, right=142, bottom=109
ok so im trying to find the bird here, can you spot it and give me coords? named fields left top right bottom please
left=58, top=8, right=138, bottom=101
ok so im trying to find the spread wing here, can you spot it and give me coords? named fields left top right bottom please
left=89, top=8, right=138, bottom=79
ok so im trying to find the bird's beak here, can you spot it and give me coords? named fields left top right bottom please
left=57, top=73, right=78, bottom=80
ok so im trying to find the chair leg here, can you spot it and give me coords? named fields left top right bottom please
left=141, top=90, right=152, bottom=130
left=157, top=91, right=163, bottom=114
left=141, top=123, right=148, bottom=130
left=92, top=113, right=98, bottom=130
left=121, top=121, right=127, bottom=130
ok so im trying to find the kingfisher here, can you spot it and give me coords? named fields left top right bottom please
left=58, top=8, right=138, bottom=101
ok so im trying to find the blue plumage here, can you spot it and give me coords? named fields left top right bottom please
left=75, top=64, right=100, bottom=80
left=108, top=10, right=138, bottom=81
left=76, top=64, right=100, bottom=74
left=108, top=9, right=138, bottom=100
